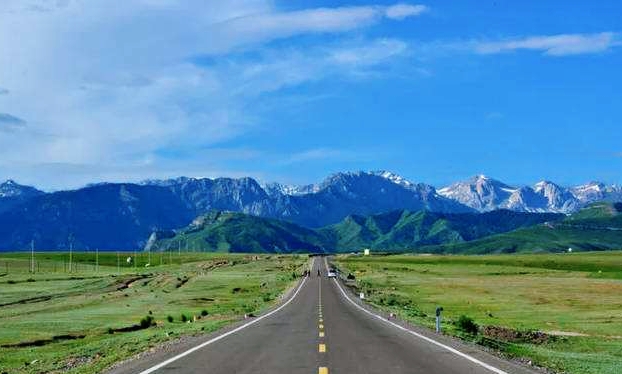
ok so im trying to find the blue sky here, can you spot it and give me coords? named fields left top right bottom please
left=0, top=1, right=620, bottom=190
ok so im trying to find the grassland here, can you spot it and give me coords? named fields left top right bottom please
left=0, top=251, right=307, bottom=374
left=334, top=251, right=622, bottom=374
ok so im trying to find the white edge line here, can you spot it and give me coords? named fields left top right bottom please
left=137, top=261, right=312, bottom=374
left=325, top=258, right=509, bottom=374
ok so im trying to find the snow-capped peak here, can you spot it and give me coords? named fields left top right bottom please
left=371, top=170, right=415, bottom=189
left=437, top=175, right=517, bottom=211
left=0, top=180, right=44, bottom=198
left=262, top=182, right=320, bottom=196
left=534, top=180, right=556, bottom=193
left=570, top=181, right=608, bottom=203
left=574, top=182, right=605, bottom=192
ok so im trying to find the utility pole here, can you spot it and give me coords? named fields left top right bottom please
left=30, top=240, right=35, bottom=273
left=69, top=239, right=73, bottom=273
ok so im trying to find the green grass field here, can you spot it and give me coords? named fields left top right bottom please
left=0, top=252, right=308, bottom=374
left=334, top=251, right=622, bottom=374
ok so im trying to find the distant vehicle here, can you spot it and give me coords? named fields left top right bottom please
left=327, top=270, right=337, bottom=278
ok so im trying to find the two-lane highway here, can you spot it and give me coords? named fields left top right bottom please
left=108, top=258, right=540, bottom=374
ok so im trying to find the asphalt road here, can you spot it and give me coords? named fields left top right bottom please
left=109, top=258, right=540, bottom=374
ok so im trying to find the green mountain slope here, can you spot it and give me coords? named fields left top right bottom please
left=147, top=209, right=564, bottom=253
left=149, top=211, right=328, bottom=253
left=425, top=202, right=622, bottom=254
left=319, top=209, right=564, bottom=251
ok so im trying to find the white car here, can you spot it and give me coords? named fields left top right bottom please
left=327, top=270, right=337, bottom=278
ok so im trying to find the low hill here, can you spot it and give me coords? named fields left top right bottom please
left=319, top=209, right=563, bottom=251
left=148, top=211, right=328, bottom=253
left=148, top=209, right=563, bottom=253
left=425, top=202, right=622, bottom=254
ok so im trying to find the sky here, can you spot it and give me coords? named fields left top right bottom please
left=0, top=0, right=621, bottom=190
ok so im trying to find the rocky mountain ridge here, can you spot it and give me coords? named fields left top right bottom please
left=0, top=171, right=620, bottom=250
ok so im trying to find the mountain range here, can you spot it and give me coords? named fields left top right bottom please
left=437, top=175, right=621, bottom=213
left=146, top=209, right=564, bottom=254
left=424, top=202, right=622, bottom=254
left=0, top=171, right=620, bottom=250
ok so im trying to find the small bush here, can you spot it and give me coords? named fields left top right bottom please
left=140, top=315, right=155, bottom=329
left=347, top=273, right=356, bottom=280
left=201, top=310, right=208, bottom=317
left=181, top=313, right=189, bottom=322
left=107, top=328, right=114, bottom=334
left=26, top=278, right=35, bottom=282
left=457, top=315, right=478, bottom=335
left=166, top=315, right=174, bottom=323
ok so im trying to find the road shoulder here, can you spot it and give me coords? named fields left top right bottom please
left=104, top=274, right=309, bottom=374
left=326, top=259, right=549, bottom=374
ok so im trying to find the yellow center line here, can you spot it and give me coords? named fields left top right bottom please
left=319, top=324, right=324, bottom=329
left=319, top=343, right=326, bottom=353
left=319, top=367, right=328, bottom=374
left=319, top=318, right=323, bottom=323
left=319, top=331, right=325, bottom=337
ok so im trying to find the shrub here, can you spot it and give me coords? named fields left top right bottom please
left=457, top=315, right=478, bottom=335
left=181, top=313, right=189, bottom=322
left=140, top=315, right=155, bottom=329
left=347, top=273, right=356, bottom=280
left=201, top=310, right=208, bottom=317
left=166, top=315, right=174, bottom=323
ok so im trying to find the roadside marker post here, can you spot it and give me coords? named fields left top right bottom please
left=435, top=306, right=443, bottom=333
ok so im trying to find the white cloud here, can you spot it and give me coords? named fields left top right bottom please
left=385, top=4, right=428, bottom=20
left=0, top=1, right=420, bottom=188
left=207, top=3, right=427, bottom=54
left=283, top=148, right=361, bottom=166
left=226, top=38, right=411, bottom=96
left=329, top=39, right=409, bottom=66
left=475, top=32, right=620, bottom=56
